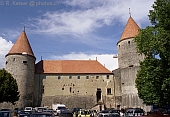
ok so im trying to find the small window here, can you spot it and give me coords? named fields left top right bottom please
left=70, top=87, right=72, bottom=93
left=86, top=76, right=89, bottom=79
left=107, top=75, right=109, bottom=79
left=107, top=88, right=111, bottom=95
left=23, top=61, right=27, bottom=64
left=96, top=76, right=99, bottom=79
left=13, top=58, right=16, bottom=62
left=128, top=41, right=130, bottom=44
left=5, top=61, right=8, bottom=64
left=62, top=88, right=64, bottom=90
left=58, top=76, right=61, bottom=79
left=69, top=76, right=72, bottom=79
left=129, top=65, right=134, bottom=67
left=77, top=76, right=80, bottom=79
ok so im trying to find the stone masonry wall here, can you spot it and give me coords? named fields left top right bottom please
left=34, top=73, right=116, bottom=109
left=5, top=54, right=35, bottom=109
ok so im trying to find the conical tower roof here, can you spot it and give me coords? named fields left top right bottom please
left=119, top=16, right=140, bottom=42
left=6, top=31, right=35, bottom=57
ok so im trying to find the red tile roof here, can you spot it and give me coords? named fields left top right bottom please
left=6, top=31, right=35, bottom=57
left=35, top=60, right=112, bottom=74
left=119, top=16, right=140, bottom=42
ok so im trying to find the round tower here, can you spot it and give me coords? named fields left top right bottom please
left=5, top=30, right=36, bottom=109
left=117, top=16, right=145, bottom=108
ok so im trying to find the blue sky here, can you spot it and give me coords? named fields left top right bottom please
left=0, top=0, right=155, bottom=71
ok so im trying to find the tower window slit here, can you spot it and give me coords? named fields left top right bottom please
left=23, top=61, right=27, bottom=64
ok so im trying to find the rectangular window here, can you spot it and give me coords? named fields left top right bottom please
left=70, top=87, right=72, bottom=93
left=58, top=76, right=61, bottom=79
left=23, top=61, right=27, bottom=64
left=107, top=75, right=109, bottom=79
left=96, top=76, right=99, bottom=79
left=13, top=58, right=16, bottom=62
left=86, top=76, right=89, bottom=79
left=77, top=76, right=80, bottom=79
left=69, top=76, right=72, bottom=79
left=107, top=88, right=111, bottom=95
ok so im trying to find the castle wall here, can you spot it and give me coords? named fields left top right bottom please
left=117, top=38, right=144, bottom=68
left=117, top=38, right=148, bottom=110
left=112, top=68, right=122, bottom=109
left=34, top=73, right=116, bottom=109
left=5, top=54, right=35, bottom=109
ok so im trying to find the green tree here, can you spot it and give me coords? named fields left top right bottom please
left=0, top=69, right=19, bottom=104
left=134, top=0, right=170, bottom=107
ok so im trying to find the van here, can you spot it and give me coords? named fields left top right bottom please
left=52, top=104, right=66, bottom=115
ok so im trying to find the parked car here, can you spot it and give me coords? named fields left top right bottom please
left=77, top=109, right=91, bottom=117
left=125, top=108, right=144, bottom=116
left=34, top=107, right=47, bottom=112
left=71, top=108, right=82, bottom=117
left=108, top=113, right=120, bottom=117
left=30, top=112, right=54, bottom=117
left=0, top=109, right=13, bottom=117
left=97, top=110, right=110, bottom=117
left=18, top=110, right=33, bottom=117
left=148, top=108, right=169, bottom=116
left=97, top=113, right=110, bottom=117
left=59, top=109, right=73, bottom=117
left=24, top=107, right=33, bottom=112
left=109, top=109, right=120, bottom=116
left=52, top=104, right=66, bottom=116
left=88, top=109, right=98, bottom=117
left=19, top=112, right=31, bottom=117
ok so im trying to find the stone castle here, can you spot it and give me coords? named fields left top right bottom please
left=2, top=16, right=151, bottom=111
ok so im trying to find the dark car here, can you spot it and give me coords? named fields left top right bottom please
left=0, top=109, right=13, bottom=117
left=148, top=108, right=169, bottom=116
left=18, top=110, right=32, bottom=117
left=125, top=108, right=144, bottom=116
left=109, top=110, right=120, bottom=115
left=30, top=112, right=54, bottom=117
left=108, top=113, right=120, bottom=117
left=19, top=113, right=31, bottom=117
left=59, top=109, right=73, bottom=117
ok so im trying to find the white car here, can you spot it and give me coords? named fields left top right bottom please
left=24, top=107, right=33, bottom=111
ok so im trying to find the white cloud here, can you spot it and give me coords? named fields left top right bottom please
left=0, top=29, right=21, bottom=41
left=0, top=37, right=13, bottom=69
left=30, top=0, right=154, bottom=35
left=50, top=52, right=118, bottom=71
left=63, top=0, right=155, bottom=25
